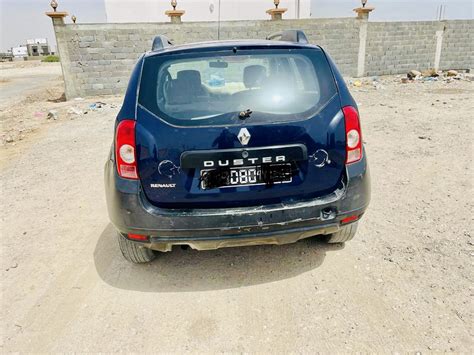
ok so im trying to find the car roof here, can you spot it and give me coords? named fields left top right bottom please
left=144, top=40, right=320, bottom=58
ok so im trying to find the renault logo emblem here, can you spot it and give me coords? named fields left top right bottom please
left=237, top=128, right=251, bottom=146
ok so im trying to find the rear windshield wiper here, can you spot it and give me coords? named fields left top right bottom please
left=238, top=109, right=252, bottom=120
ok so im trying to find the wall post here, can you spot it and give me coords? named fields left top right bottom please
left=45, top=3, right=78, bottom=100
left=266, top=0, right=287, bottom=20
left=434, top=23, right=446, bottom=71
left=354, top=6, right=374, bottom=77
left=46, top=10, right=76, bottom=99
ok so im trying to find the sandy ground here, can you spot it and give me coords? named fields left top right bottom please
left=0, top=62, right=64, bottom=158
left=1, top=63, right=473, bottom=352
left=0, top=61, right=63, bottom=109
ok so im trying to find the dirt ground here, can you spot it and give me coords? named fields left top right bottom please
left=1, top=62, right=473, bottom=352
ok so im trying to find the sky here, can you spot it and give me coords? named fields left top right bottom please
left=0, top=0, right=107, bottom=52
left=0, top=0, right=472, bottom=52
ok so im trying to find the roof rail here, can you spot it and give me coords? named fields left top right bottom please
left=151, top=35, right=173, bottom=51
left=266, top=30, right=309, bottom=44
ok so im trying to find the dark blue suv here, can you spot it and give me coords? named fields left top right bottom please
left=105, top=30, right=370, bottom=263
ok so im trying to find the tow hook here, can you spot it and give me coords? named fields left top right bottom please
left=321, top=208, right=336, bottom=221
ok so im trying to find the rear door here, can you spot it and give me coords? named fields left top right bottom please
left=136, top=46, right=346, bottom=208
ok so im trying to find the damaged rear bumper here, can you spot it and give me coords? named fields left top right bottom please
left=105, top=156, right=370, bottom=251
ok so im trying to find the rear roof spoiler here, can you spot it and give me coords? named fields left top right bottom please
left=151, top=35, right=173, bottom=51
left=266, top=30, right=309, bottom=44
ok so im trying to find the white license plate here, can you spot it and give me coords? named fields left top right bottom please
left=200, top=164, right=292, bottom=189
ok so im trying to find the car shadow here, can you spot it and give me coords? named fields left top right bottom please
left=93, top=223, right=344, bottom=292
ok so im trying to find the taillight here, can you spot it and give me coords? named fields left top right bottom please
left=341, top=215, right=359, bottom=224
left=343, top=106, right=363, bottom=164
left=115, top=120, right=138, bottom=179
left=128, top=233, right=148, bottom=241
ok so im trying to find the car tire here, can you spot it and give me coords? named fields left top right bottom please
left=326, top=222, right=358, bottom=243
left=117, top=232, right=156, bottom=263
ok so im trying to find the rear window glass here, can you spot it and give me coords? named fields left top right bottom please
left=138, top=48, right=337, bottom=127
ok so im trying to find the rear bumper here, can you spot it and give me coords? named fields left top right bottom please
left=105, top=155, right=370, bottom=251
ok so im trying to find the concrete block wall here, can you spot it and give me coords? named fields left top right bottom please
left=55, top=18, right=359, bottom=98
left=52, top=18, right=473, bottom=98
left=364, top=21, right=443, bottom=76
left=439, top=20, right=474, bottom=71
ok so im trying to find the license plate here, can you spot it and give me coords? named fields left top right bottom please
left=200, top=164, right=292, bottom=190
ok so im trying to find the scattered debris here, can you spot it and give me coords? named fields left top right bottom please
left=5, top=136, right=14, bottom=143
left=399, top=68, right=470, bottom=84
left=407, top=70, right=422, bottom=79
left=89, top=102, right=106, bottom=110
left=6, top=262, right=18, bottom=271
left=372, top=81, right=385, bottom=90
left=464, top=73, right=474, bottom=82
left=353, top=80, right=362, bottom=87
left=422, top=68, right=439, bottom=77
left=47, top=92, right=66, bottom=103
left=46, top=110, right=58, bottom=120
left=67, top=107, right=83, bottom=116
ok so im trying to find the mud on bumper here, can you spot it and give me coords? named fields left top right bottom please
left=105, top=157, right=370, bottom=251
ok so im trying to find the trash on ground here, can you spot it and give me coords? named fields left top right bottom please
left=46, top=110, right=58, bottom=120
left=67, top=107, right=83, bottom=116
left=407, top=70, right=422, bottom=79
left=422, top=68, right=439, bottom=77
left=47, top=92, right=66, bottom=103
left=5, top=262, right=18, bottom=271
left=89, top=102, right=106, bottom=110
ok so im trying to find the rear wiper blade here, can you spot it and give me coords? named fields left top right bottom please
left=238, top=109, right=252, bottom=120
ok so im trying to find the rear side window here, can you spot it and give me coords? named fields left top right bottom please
left=138, top=48, right=337, bottom=127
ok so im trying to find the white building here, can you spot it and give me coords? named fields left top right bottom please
left=97, top=0, right=474, bottom=24
left=25, top=38, right=51, bottom=56
left=26, top=38, right=48, bottom=45
left=104, top=0, right=311, bottom=23
left=11, top=45, right=27, bottom=58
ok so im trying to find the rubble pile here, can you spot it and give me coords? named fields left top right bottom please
left=401, top=69, right=473, bottom=84
left=347, top=69, right=472, bottom=91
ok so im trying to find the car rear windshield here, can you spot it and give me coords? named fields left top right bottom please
left=138, top=47, right=337, bottom=127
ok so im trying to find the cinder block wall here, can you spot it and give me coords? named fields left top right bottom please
left=365, top=21, right=442, bottom=76
left=365, top=20, right=473, bottom=76
left=439, top=20, right=474, bottom=70
left=53, top=18, right=473, bottom=98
